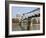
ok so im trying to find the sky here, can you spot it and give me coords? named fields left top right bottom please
left=12, top=6, right=38, bottom=17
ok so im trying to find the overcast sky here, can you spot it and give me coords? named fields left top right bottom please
left=12, top=6, right=38, bottom=17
